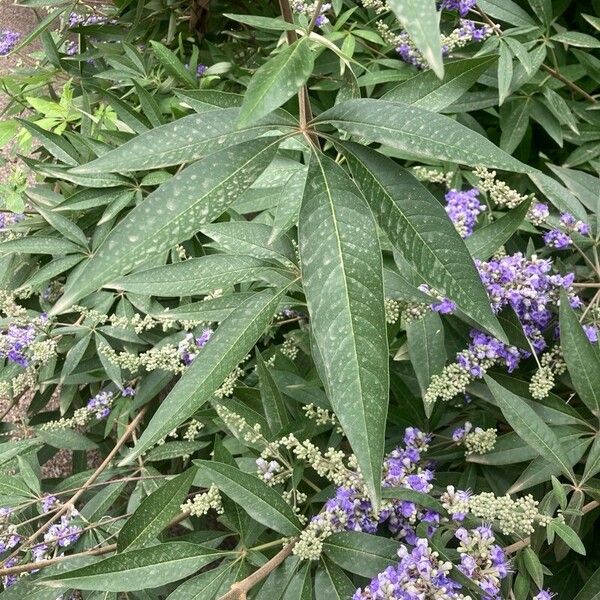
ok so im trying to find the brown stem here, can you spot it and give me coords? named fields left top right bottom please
left=2, top=407, right=147, bottom=566
left=540, top=64, right=597, bottom=104
left=218, top=542, right=295, bottom=600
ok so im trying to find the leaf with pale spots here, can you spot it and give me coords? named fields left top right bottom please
left=315, top=99, right=530, bottom=173
left=40, top=542, right=228, bottom=591
left=121, top=288, right=289, bottom=463
left=70, top=108, right=291, bottom=174
left=298, top=151, right=389, bottom=508
left=50, top=137, right=280, bottom=314
left=338, top=141, right=506, bottom=343
left=238, top=37, right=314, bottom=127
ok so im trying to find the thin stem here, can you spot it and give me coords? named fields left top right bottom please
left=218, top=542, right=295, bottom=600
left=2, top=407, right=147, bottom=566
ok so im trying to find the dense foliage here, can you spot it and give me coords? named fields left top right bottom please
left=0, top=0, right=599, bottom=598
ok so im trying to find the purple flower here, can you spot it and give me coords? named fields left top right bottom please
left=529, top=202, right=549, bottom=225
left=0, top=30, right=20, bottom=56
left=122, top=386, right=136, bottom=397
left=45, top=515, right=82, bottom=547
left=534, top=590, right=555, bottom=600
left=457, top=19, right=490, bottom=41
left=1, top=558, right=18, bottom=588
left=196, top=328, right=213, bottom=348
left=440, top=0, right=477, bottom=15
left=86, top=391, right=114, bottom=420
left=544, top=229, right=571, bottom=249
left=584, top=324, right=598, bottom=343
left=0, top=324, right=36, bottom=367
left=196, top=64, right=207, bottom=77
left=0, top=212, right=24, bottom=230
left=41, top=495, right=59, bottom=513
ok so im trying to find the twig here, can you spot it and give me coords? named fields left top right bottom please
left=2, top=407, right=147, bottom=566
left=218, top=542, right=295, bottom=600
left=541, top=64, right=597, bottom=104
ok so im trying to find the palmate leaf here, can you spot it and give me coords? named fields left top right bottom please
left=315, top=99, right=529, bottom=173
left=238, top=37, right=314, bottom=127
left=50, top=137, right=280, bottom=315
left=298, top=151, right=389, bottom=508
left=484, top=375, right=576, bottom=481
left=386, top=0, right=444, bottom=78
left=338, top=141, right=506, bottom=342
left=40, top=542, right=228, bottom=591
left=69, top=108, right=292, bottom=174
left=121, top=288, right=289, bottom=463
left=559, top=289, right=600, bottom=417
left=193, top=460, right=302, bottom=536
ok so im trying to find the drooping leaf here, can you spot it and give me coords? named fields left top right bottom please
left=117, top=468, right=197, bottom=552
left=484, top=375, right=575, bottom=481
left=40, top=542, right=228, bottom=591
left=50, top=138, right=280, bottom=314
left=559, top=289, right=600, bottom=417
left=386, top=0, right=444, bottom=78
left=193, top=460, right=302, bottom=536
left=339, top=141, right=506, bottom=342
left=298, top=151, right=389, bottom=507
left=238, top=37, right=314, bottom=127
left=255, top=348, right=289, bottom=435
left=121, top=288, right=288, bottom=462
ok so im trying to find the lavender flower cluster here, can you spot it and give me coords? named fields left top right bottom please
left=0, top=324, right=35, bottom=367
left=440, top=0, right=478, bottom=15
left=0, top=31, right=20, bottom=56
left=0, top=212, right=24, bottom=231
left=86, top=390, right=114, bottom=419
left=292, top=1, right=332, bottom=27
left=426, top=253, right=590, bottom=402
left=543, top=211, right=591, bottom=250
left=177, top=328, right=213, bottom=366
left=67, top=11, right=109, bottom=27
left=444, top=188, right=486, bottom=238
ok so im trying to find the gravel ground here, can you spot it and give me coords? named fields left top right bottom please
left=0, top=3, right=37, bottom=179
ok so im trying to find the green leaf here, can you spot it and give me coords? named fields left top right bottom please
left=0, top=439, right=41, bottom=466
left=256, top=349, right=289, bottom=435
left=166, top=563, right=234, bottom=600
left=0, top=236, right=83, bottom=256
left=583, top=434, right=600, bottom=483
left=118, top=468, right=196, bottom=552
left=69, top=108, right=289, bottom=174
left=37, top=427, right=98, bottom=451
left=559, top=289, right=600, bottom=417
left=498, top=42, right=514, bottom=105
left=500, top=99, right=529, bottom=153
left=573, top=565, right=600, bottom=600
left=150, top=41, right=198, bottom=87
left=323, top=532, right=400, bottom=578
left=381, top=487, right=447, bottom=515
left=339, top=141, right=506, bottom=342
left=17, top=119, right=80, bottom=166
left=386, top=0, right=444, bottom=78
left=238, top=38, right=314, bottom=127
left=155, top=292, right=261, bottom=323
left=50, top=138, right=279, bottom=314
left=40, top=542, right=228, bottom=591
left=109, top=255, right=292, bottom=297
left=550, top=521, right=586, bottom=555
left=121, top=288, right=288, bottom=463
left=316, top=99, right=529, bottom=173
left=314, top=557, right=356, bottom=600
left=193, top=460, right=302, bottom=536
left=36, top=206, right=88, bottom=248
left=0, top=475, right=33, bottom=498
left=406, top=311, right=445, bottom=416
left=465, top=198, right=532, bottom=261
left=224, top=13, right=300, bottom=31
left=298, top=152, right=389, bottom=508
left=552, top=31, right=600, bottom=48
left=145, top=441, right=209, bottom=462
left=484, top=375, right=575, bottom=481
left=477, top=0, right=535, bottom=26
left=382, top=56, right=497, bottom=112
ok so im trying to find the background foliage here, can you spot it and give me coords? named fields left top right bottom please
left=0, top=0, right=599, bottom=598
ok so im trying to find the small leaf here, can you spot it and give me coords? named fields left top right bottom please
left=40, top=542, right=228, bottom=591
left=550, top=521, right=586, bottom=555
left=559, top=289, right=600, bottom=417
left=166, top=563, right=234, bottom=600
left=150, top=41, right=198, bottom=87
left=118, top=468, right=197, bottom=552
left=256, top=349, right=289, bottom=435
left=238, top=38, right=314, bottom=127
left=498, top=42, right=514, bottom=105
left=193, top=460, right=302, bottom=536
left=386, top=0, right=444, bottom=78
left=314, top=557, right=356, bottom=600
left=582, top=434, right=600, bottom=483
left=484, top=375, right=575, bottom=481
